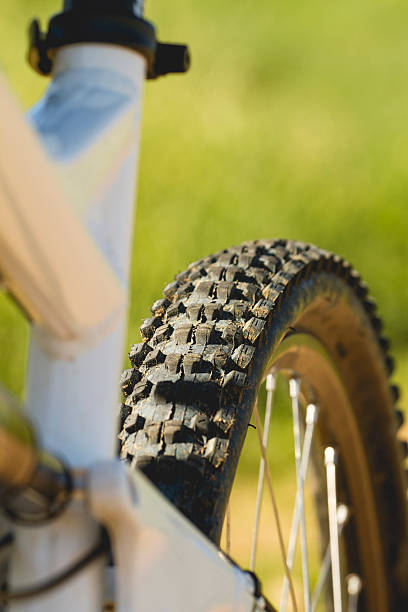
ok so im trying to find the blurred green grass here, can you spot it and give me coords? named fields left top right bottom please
left=0, top=0, right=408, bottom=412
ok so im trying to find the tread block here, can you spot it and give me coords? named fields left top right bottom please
left=123, top=412, right=145, bottom=434
left=128, top=379, right=152, bottom=403
left=166, top=301, right=186, bottom=318
left=385, top=355, right=394, bottom=375
left=183, top=373, right=214, bottom=384
left=175, top=282, right=194, bottom=299
left=182, top=353, right=213, bottom=374
left=220, top=321, right=244, bottom=346
left=236, top=282, right=262, bottom=304
left=240, top=243, right=259, bottom=255
left=144, top=348, right=166, bottom=367
left=223, top=370, right=246, bottom=388
left=203, top=345, right=229, bottom=369
left=243, top=317, right=266, bottom=344
left=237, top=253, right=255, bottom=267
left=147, top=369, right=182, bottom=385
left=129, top=342, right=151, bottom=367
left=284, top=260, right=304, bottom=275
left=140, top=316, right=162, bottom=340
left=292, top=253, right=314, bottom=267
left=187, top=267, right=208, bottom=282
left=204, top=437, right=229, bottom=468
left=274, top=270, right=295, bottom=289
left=258, top=254, right=281, bottom=274
left=151, top=298, right=170, bottom=316
left=152, top=404, right=174, bottom=421
left=195, top=322, right=220, bottom=345
left=203, top=303, right=224, bottom=321
left=173, top=404, right=187, bottom=421
left=394, top=408, right=404, bottom=429
left=262, top=283, right=282, bottom=302
left=196, top=280, right=215, bottom=298
left=186, top=304, right=203, bottom=321
left=175, top=442, right=200, bottom=460
left=120, top=368, right=142, bottom=397
left=246, top=266, right=271, bottom=285
left=206, top=265, right=226, bottom=281
left=120, top=432, right=137, bottom=458
left=379, top=336, right=391, bottom=353
left=163, top=280, right=180, bottom=298
left=151, top=323, right=173, bottom=346
left=216, top=281, right=236, bottom=302
left=214, top=406, right=235, bottom=433
left=363, top=297, right=377, bottom=315
left=223, top=300, right=250, bottom=319
left=145, top=421, right=162, bottom=444
left=273, top=245, right=289, bottom=260
left=175, top=269, right=189, bottom=283
left=191, top=412, right=210, bottom=434
left=163, top=421, right=194, bottom=444
left=218, top=252, right=235, bottom=266
left=252, top=299, right=273, bottom=319
left=371, top=316, right=383, bottom=333
left=390, top=384, right=400, bottom=403
left=154, top=379, right=220, bottom=408
left=165, top=353, right=183, bottom=374
left=232, top=344, right=256, bottom=369
left=182, top=406, right=199, bottom=428
left=224, top=266, right=247, bottom=282
left=118, top=403, right=131, bottom=429
left=174, top=323, right=193, bottom=344
left=134, top=431, right=163, bottom=456
left=133, top=399, right=156, bottom=421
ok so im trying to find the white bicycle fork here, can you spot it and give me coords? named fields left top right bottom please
left=9, top=43, right=145, bottom=612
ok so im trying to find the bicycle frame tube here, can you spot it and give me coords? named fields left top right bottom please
left=0, top=72, right=126, bottom=347
left=9, top=43, right=146, bottom=612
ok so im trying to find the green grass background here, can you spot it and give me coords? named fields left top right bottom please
left=1, top=2, right=408, bottom=600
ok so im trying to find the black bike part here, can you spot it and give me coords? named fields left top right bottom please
left=3, top=454, right=72, bottom=525
left=0, top=530, right=108, bottom=602
left=0, top=393, right=72, bottom=525
left=28, top=4, right=190, bottom=79
left=63, top=1, right=144, bottom=16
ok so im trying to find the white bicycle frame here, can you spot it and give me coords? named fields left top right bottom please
left=0, top=26, right=264, bottom=612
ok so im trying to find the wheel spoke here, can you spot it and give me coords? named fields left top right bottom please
left=311, top=504, right=349, bottom=611
left=325, top=447, right=343, bottom=612
left=250, top=373, right=276, bottom=571
left=289, top=379, right=311, bottom=612
left=253, top=401, right=299, bottom=612
left=280, top=403, right=318, bottom=612
left=346, top=574, right=362, bottom=612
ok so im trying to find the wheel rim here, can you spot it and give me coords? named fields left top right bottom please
left=222, top=332, right=388, bottom=612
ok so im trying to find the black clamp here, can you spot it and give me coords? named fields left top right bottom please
left=28, top=8, right=190, bottom=79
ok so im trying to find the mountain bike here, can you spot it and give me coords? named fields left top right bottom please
left=0, top=1, right=407, bottom=611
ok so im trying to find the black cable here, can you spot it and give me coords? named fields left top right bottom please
left=0, top=531, right=109, bottom=602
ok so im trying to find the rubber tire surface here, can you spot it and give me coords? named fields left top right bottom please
left=119, top=239, right=408, bottom=610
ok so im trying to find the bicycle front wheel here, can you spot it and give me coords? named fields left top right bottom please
left=119, top=239, right=408, bottom=611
